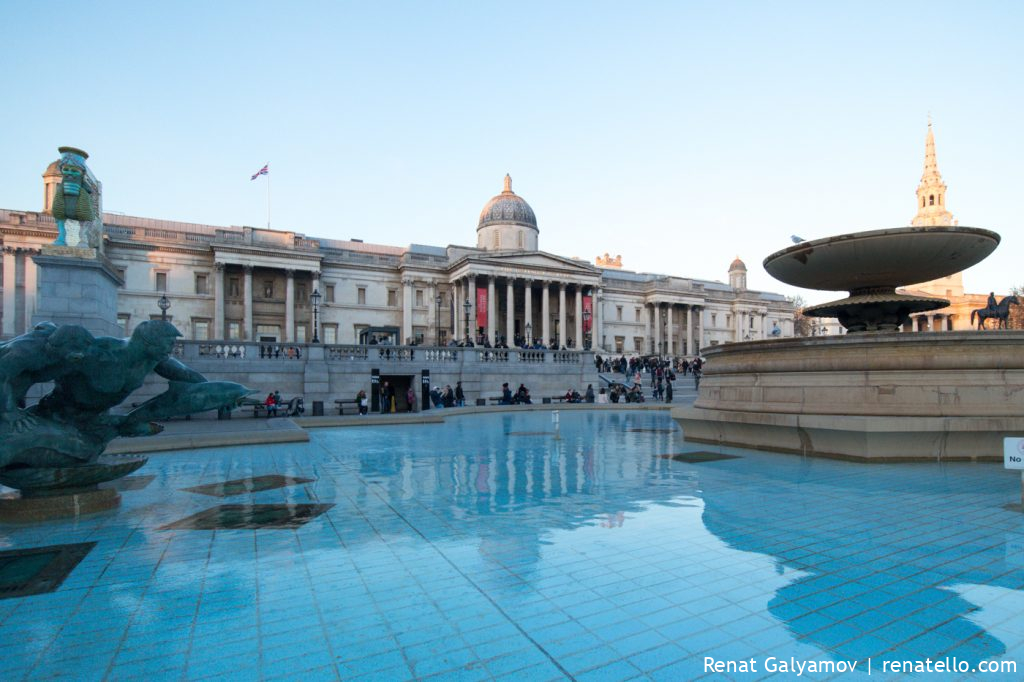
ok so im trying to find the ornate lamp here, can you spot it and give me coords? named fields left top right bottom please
left=582, top=309, right=591, bottom=350
left=310, top=288, right=322, bottom=343
left=157, top=294, right=170, bottom=321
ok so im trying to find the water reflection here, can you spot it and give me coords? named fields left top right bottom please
left=698, top=458, right=1023, bottom=666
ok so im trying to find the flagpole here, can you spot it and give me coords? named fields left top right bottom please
left=266, top=167, right=271, bottom=229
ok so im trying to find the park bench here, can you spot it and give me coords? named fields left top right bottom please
left=335, top=398, right=360, bottom=415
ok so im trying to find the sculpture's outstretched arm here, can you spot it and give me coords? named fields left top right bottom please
left=154, top=357, right=207, bottom=383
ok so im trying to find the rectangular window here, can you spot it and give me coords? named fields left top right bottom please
left=116, top=268, right=126, bottom=287
left=726, top=315, right=731, bottom=326
left=357, top=286, right=366, bottom=305
left=414, top=329, right=425, bottom=345
left=387, top=289, right=397, bottom=307
left=295, top=326, right=307, bottom=343
left=117, top=314, right=130, bottom=334
left=635, top=307, right=641, bottom=322
left=263, top=280, right=274, bottom=299
left=155, top=272, right=167, bottom=292
left=297, top=284, right=307, bottom=303
left=633, top=337, right=644, bottom=353
left=616, top=306, right=623, bottom=321
left=229, top=277, right=241, bottom=298
left=228, top=321, right=241, bottom=340
left=439, top=329, right=448, bottom=345
left=615, top=336, right=625, bottom=353
left=193, top=320, right=209, bottom=340
left=323, top=324, right=338, bottom=345
left=325, top=284, right=335, bottom=303
left=195, top=274, right=208, bottom=295
left=415, top=290, right=424, bottom=307
left=711, top=314, right=717, bottom=327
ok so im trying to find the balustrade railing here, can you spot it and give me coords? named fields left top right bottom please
left=172, top=341, right=591, bottom=367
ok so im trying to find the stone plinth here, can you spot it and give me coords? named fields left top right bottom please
left=32, top=250, right=123, bottom=337
left=674, top=331, right=1024, bottom=461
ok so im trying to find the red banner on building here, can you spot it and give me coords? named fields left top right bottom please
left=476, top=287, right=488, bottom=331
left=582, top=295, right=593, bottom=332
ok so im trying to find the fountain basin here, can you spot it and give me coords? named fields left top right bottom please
left=674, top=332, right=1024, bottom=460
left=763, top=226, right=1000, bottom=291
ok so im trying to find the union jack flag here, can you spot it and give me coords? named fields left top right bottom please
left=250, top=164, right=269, bottom=180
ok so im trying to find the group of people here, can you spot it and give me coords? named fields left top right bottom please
left=501, top=382, right=533, bottom=404
left=429, top=382, right=465, bottom=408
left=259, top=345, right=303, bottom=359
left=262, top=390, right=304, bottom=416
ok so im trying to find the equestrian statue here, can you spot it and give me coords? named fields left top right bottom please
left=970, top=293, right=1020, bottom=330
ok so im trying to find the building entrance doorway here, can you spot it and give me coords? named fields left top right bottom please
left=380, top=374, right=415, bottom=413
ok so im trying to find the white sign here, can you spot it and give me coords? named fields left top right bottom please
left=1004, top=438, right=1024, bottom=469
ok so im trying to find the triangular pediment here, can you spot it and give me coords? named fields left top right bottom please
left=464, top=250, right=598, bottom=276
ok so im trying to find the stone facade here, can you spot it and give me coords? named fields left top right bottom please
left=0, top=165, right=797, bottom=354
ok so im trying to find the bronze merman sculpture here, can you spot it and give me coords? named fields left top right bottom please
left=0, top=320, right=251, bottom=492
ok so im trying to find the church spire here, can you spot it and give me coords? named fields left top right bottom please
left=911, top=120, right=954, bottom=226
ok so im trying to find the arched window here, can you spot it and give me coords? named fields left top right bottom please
left=929, top=195, right=935, bottom=206
left=494, top=232, right=500, bottom=249
left=922, top=197, right=926, bottom=207
left=517, top=231, right=524, bottom=249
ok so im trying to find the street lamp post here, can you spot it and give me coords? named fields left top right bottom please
left=435, top=295, right=442, bottom=346
left=310, top=288, right=322, bottom=343
left=582, top=309, right=591, bottom=350
left=463, top=298, right=472, bottom=345
left=157, top=294, right=170, bottom=321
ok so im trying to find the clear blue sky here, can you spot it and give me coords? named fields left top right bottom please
left=2, top=1, right=1021, bottom=304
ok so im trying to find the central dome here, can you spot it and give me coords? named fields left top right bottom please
left=477, top=175, right=537, bottom=230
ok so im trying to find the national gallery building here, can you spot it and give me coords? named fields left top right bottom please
left=1, top=158, right=796, bottom=353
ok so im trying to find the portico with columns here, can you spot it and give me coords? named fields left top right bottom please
left=447, top=254, right=601, bottom=348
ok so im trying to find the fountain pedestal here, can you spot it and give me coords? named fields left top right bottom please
left=675, top=226, right=1023, bottom=461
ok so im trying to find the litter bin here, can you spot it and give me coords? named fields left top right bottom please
left=217, top=406, right=232, bottom=419
left=312, top=400, right=324, bottom=416
left=542, top=397, right=551, bottom=404
left=476, top=398, right=486, bottom=406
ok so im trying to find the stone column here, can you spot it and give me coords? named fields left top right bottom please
left=542, top=281, right=550, bottom=345
left=243, top=265, right=253, bottom=340
left=285, top=269, right=295, bottom=342
left=402, top=278, right=413, bottom=344
left=574, top=287, right=583, bottom=349
left=506, top=279, right=515, bottom=345
left=487, top=276, right=496, bottom=346
left=427, top=281, right=438, bottom=345
left=524, top=279, right=533, bottom=343
left=654, top=303, right=662, bottom=356
left=23, top=253, right=37, bottom=333
left=645, top=303, right=653, bottom=353
left=667, top=305, right=674, bottom=355
left=214, top=263, right=224, bottom=339
left=595, top=288, right=603, bottom=351
left=453, top=281, right=461, bottom=342
left=697, top=307, right=704, bottom=352
left=469, top=274, right=477, bottom=342
left=2, top=250, right=16, bottom=336
left=686, top=305, right=693, bottom=356
left=558, top=282, right=567, bottom=347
